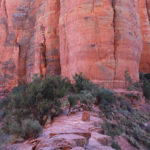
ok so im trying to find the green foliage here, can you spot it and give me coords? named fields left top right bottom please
left=125, top=93, right=140, bottom=100
left=95, top=88, right=116, bottom=119
left=0, top=128, right=11, bottom=149
left=144, top=73, right=150, bottom=81
left=21, top=119, right=42, bottom=139
left=68, top=94, right=80, bottom=108
left=103, top=122, right=123, bottom=138
left=143, top=79, right=150, bottom=100
left=139, top=72, right=150, bottom=100
left=1, top=75, right=72, bottom=139
left=124, top=70, right=142, bottom=91
left=0, top=98, right=10, bottom=121
left=67, top=91, right=95, bottom=113
left=95, top=88, right=116, bottom=106
left=79, top=91, right=95, bottom=110
left=3, top=119, right=42, bottom=139
left=67, top=73, right=97, bottom=113
left=111, top=142, right=121, bottom=150
left=126, top=136, right=139, bottom=148
left=73, top=73, right=97, bottom=93
left=146, top=125, right=150, bottom=133
left=41, top=75, right=71, bottom=100
left=124, top=70, right=132, bottom=86
left=139, top=72, right=145, bottom=81
left=120, top=100, right=133, bottom=113
left=1, top=71, right=150, bottom=149
left=118, top=109, right=150, bottom=149
left=102, top=91, right=150, bottom=150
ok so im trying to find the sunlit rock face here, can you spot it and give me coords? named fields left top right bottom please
left=139, top=0, right=150, bottom=73
left=0, top=0, right=61, bottom=98
left=0, top=0, right=150, bottom=97
left=59, top=0, right=142, bottom=88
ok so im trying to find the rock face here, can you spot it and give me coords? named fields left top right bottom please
left=0, top=0, right=150, bottom=96
left=139, top=0, right=150, bottom=73
left=5, top=112, right=116, bottom=150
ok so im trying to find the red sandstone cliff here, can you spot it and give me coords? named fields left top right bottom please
left=0, top=0, right=150, bottom=97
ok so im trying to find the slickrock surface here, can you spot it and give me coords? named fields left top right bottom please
left=6, top=111, right=143, bottom=150
left=0, top=0, right=150, bottom=96
left=5, top=112, right=116, bottom=150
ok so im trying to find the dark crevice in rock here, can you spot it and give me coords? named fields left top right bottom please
left=146, top=0, right=150, bottom=24
left=3, top=0, right=9, bottom=44
left=112, top=0, right=117, bottom=81
left=91, top=0, right=95, bottom=13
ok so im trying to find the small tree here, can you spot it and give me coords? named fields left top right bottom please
left=1, top=75, right=72, bottom=139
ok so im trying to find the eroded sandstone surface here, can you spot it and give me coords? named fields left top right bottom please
left=5, top=110, right=142, bottom=150
left=0, top=0, right=150, bottom=97
left=5, top=112, right=115, bottom=150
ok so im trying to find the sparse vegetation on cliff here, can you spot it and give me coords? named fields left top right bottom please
left=143, top=79, right=150, bottom=101
left=0, top=72, right=150, bottom=150
left=0, top=75, right=72, bottom=140
left=0, top=73, right=117, bottom=140
left=101, top=94, right=150, bottom=150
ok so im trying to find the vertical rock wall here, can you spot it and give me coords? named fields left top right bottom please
left=113, top=0, right=142, bottom=84
left=59, top=0, right=143, bottom=87
left=0, top=0, right=150, bottom=97
left=139, top=0, right=150, bottom=73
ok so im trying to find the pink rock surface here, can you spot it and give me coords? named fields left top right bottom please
left=116, top=136, right=138, bottom=150
left=0, top=0, right=150, bottom=96
left=139, top=0, right=150, bottom=73
left=59, top=0, right=142, bottom=88
left=6, top=112, right=140, bottom=150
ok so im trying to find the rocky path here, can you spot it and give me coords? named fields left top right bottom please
left=6, top=112, right=115, bottom=150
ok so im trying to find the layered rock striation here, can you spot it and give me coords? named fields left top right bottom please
left=0, top=0, right=150, bottom=97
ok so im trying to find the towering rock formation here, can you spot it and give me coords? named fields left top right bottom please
left=0, top=0, right=150, bottom=97
left=59, top=0, right=142, bottom=87
left=139, top=0, right=150, bottom=73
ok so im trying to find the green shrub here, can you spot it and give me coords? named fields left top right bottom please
left=143, top=79, right=150, bottom=100
left=21, top=119, right=42, bottom=139
left=0, top=128, right=10, bottom=149
left=95, top=88, right=116, bottom=106
left=139, top=72, right=145, bottom=81
left=1, top=75, right=72, bottom=139
left=68, top=94, right=80, bottom=108
left=111, top=142, right=121, bottom=150
left=67, top=91, right=95, bottom=113
left=146, top=125, right=150, bottom=133
left=68, top=94, right=80, bottom=113
left=94, top=88, right=116, bottom=119
left=73, top=73, right=97, bottom=93
left=120, top=100, right=133, bottom=113
left=124, top=70, right=132, bottom=87
left=124, top=70, right=141, bottom=91
left=103, top=122, right=123, bottom=138
left=3, top=119, right=42, bottom=139
left=79, top=90, right=95, bottom=110
left=127, top=136, right=139, bottom=148
left=41, top=75, right=71, bottom=100
left=17, top=75, right=69, bottom=125
left=144, top=73, right=150, bottom=81
left=0, top=98, right=10, bottom=121
left=125, top=93, right=140, bottom=100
